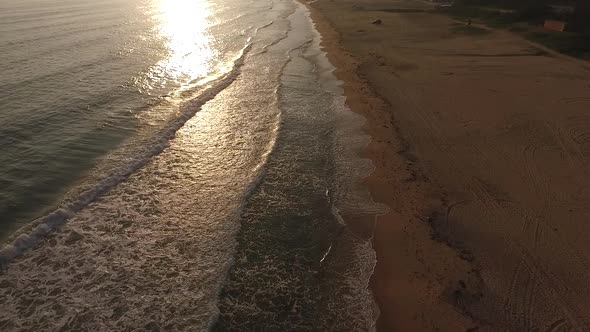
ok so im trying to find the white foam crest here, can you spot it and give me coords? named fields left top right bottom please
left=205, top=10, right=298, bottom=326
left=298, top=2, right=388, bottom=328
left=0, top=43, right=253, bottom=269
left=329, top=90, right=387, bottom=332
left=206, top=84, right=283, bottom=329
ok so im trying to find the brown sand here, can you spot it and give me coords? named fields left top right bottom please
left=306, top=0, right=590, bottom=330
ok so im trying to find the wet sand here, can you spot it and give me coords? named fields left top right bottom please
left=307, top=0, right=590, bottom=330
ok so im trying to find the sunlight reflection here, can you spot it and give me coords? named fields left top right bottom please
left=150, top=0, right=213, bottom=88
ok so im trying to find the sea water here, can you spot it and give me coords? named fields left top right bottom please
left=0, top=0, right=383, bottom=329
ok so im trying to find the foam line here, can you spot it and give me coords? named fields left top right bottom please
left=0, top=44, right=253, bottom=269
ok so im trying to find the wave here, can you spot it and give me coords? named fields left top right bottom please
left=0, top=43, right=253, bottom=269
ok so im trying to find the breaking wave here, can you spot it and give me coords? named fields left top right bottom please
left=0, top=43, right=253, bottom=268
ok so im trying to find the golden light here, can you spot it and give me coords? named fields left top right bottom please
left=150, top=0, right=213, bottom=88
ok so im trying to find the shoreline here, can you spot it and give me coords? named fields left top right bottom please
left=0, top=2, right=386, bottom=329
left=302, top=2, right=476, bottom=330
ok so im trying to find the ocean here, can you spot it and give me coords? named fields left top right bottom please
left=0, top=0, right=383, bottom=329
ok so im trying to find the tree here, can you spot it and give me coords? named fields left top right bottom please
left=572, top=0, right=590, bottom=31
left=512, top=0, right=550, bottom=21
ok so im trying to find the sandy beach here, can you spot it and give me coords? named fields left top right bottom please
left=307, top=0, right=590, bottom=330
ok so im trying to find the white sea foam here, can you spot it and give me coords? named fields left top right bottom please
left=1, top=0, right=386, bottom=330
left=303, top=5, right=389, bottom=328
left=0, top=3, right=296, bottom=329
left=0, top=43, right=252, bottom=268
left=213, top=3, right=387, bottom=330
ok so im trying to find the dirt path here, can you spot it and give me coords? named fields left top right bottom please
left=310, top=0, right=590, bottom=330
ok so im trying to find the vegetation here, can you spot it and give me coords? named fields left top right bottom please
left=449, top=0, right=550, bottom=24
left=571, top=0, right=590, bottom=32
left=526, top=30, right=590, bottom=57
left=443, top=0, right=590, bottom=58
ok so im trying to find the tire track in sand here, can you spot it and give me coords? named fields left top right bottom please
left=467, top=176, right=590, bottom=331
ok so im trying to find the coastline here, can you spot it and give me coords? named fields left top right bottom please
left=3, top=0, right=590, bottom=329
left=306, top=0, right=590, bottom=330
left=302, top=2, right=475, bottom=330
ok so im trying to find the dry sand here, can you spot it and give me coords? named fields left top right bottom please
left=307, top=0, right=590, bottom=330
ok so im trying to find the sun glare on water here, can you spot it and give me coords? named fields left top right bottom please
left=149, top=0, right=213, bottom=87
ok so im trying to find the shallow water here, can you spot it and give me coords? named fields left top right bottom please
left=0, top=0, right=254, bottom=235
left=0, top=0, right=383, bottom=329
